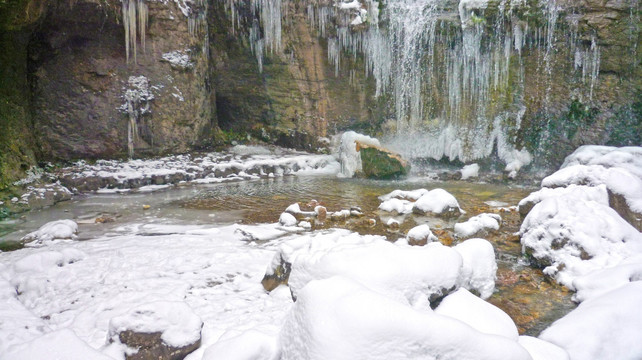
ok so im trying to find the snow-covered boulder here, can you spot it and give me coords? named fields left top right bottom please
left=539, top=281, right=642, bottom=360
left=264, top=230, right=497, bottom=303
left=378, top=198, right=414, bottom=214
left=20, top=219, right=78, bottom=246
left=560, top=145, right=642, bottom=179
left=434, top=288, right=518, bottom=340
left=279, top=276, right=532, bottom=360
left=412, top=188, right=463, bottom=217
left=108, top=301, right=203, bottom=360
left=406, top=224, right=438, bottom=246
left=517, top=184, right=608, bottom=217
left=453, top=238, right=497, bottom=299
left=519, top=196, right=642, bottom=289
left=278, top=212, right=298, bottom=227
left=571, top=255, right=642, bottom=302
left=454, top=213, right=501, bottom=239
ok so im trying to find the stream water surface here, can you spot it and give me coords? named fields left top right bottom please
left=0, top=175, right=575, bottom=336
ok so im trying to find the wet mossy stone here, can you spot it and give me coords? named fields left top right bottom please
left=356, top=141, right=410, bottom=179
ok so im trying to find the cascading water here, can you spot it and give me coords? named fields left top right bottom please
left=218, top=0, right=640, bottom=172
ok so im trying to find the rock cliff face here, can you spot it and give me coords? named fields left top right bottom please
left=0, top=0, right=640, bottom=186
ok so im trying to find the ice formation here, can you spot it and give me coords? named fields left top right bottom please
left=337, top=131, right=381, bottom=178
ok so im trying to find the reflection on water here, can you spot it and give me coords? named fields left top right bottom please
left=0, top=175, right=574, bottom=335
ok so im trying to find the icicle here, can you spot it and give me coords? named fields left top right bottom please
left=121, top=0, right=148, bottom=64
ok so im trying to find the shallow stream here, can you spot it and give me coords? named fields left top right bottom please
left=0, top=175, right=575, bottom=336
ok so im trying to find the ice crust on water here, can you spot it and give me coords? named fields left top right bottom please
left=278, top=276, right=532, bottom=360
left=108, top=301, right=203, bottom=347
left=454, top=213, right=501, bottom=238
left=337, top=131, right=381, bottom=178
left=540, top=281, right=642, bottom=360
left=20, top=219, right=78, bottom=245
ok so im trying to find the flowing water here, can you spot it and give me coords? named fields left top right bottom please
left=0, top=174, right=575, bottom=335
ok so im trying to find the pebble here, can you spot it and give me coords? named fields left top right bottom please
left=142, top=205, right=151, bottom=210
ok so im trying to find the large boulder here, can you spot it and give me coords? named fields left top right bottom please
left=356, top=141, right=410, bottom=179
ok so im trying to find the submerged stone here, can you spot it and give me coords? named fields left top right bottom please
left=356, top=141, right=410, bottom=179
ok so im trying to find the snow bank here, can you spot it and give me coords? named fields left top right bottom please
left=412, top=188, right=463, bottom=216
left=337, top=131, right=381, bottom=178
left=279, top=276, right=532, bottom=360
left=434, top=288, right=518, bottom=340
left=454, top=213, right=501, bottom=239
left=3, top=329, right=112, bottom=360
left=108, top=301, right=202, bottom=347
left=520, top=196, right=642, bottom=289
left=20, top=219, right=78, bottom=245
left=460, top=163, right=480, bottom=180
left=540, top=281, right=642, bottom=360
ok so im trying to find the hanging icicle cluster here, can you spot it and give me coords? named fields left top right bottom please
left=122, top=0, right=148, bottom=64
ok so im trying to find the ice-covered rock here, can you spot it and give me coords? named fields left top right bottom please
left=520, top=196, right=642, bottom=289
left=406, top=224, right=437, bottom=246
left=108, top=301, right=202, bottom=360
left=539, top=281, right=642, bottom=360
left=412, top=188, right=463, bottom=217
left=279, top=276, right=532, bottom=360
left=434, top=288, right=518, bottom=340
left=337, top=131, right=381, bottom=178
left=20, top=219, right=78, bottom=245
left=460, top=163, right=480, bottom=180
left=454, top=213, right=501, bottom=239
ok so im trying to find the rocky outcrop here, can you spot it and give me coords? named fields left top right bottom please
left=356, top=141, right=410, bottom=179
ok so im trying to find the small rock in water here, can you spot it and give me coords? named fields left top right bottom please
left=95, top=216, right=115, bottom=224
left=279, top=212, right=298, bottom=227
left=315, top=206, right=327, bottom=224
left=406, top=224, right=438, bottom=246
left=142, top=205, right=151, bottom=210
left=386, top=218, right=400, bottom=230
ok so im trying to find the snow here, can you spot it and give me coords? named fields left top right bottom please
left=434, top=288, right=518, bottom=340
left=412, top=188, right=463, bottom=215
left=337, top=131, right=381, bottom=178
left=539, top=281, right=642, bottom=360
left=541, top=165, right=642, bottom=212
left=20, top=219, right=78, bottom=245
left=518, top=184, right=608, bottom=213
left=338, top=0, right=362, bottom=10
left=108, top=301, right=202, bottom=347
left=519, top=195, right=642, bottom=289
left=379, top=188, right=429, bottom=201
left=454, top=213, right=501, bottom=238
left=378, top=198, right=413, bottom=214
left=162, top=49, right=194, bottom=70
left=268, top=230, right=497, bottom=303
left=560, top=145, right=642, bottom=180
left=201, top=329, right=278, bottom=360
left=406, top=224, right=437, bottom=244
left=460, top=163, right=480, bottom=180
left=278, top=276, right=532, bottom=360
left=278, top=212, right=297, bottom=227
left=518, top=336, right=569, bottom=360
left=3, top=329, right=113, bottom=360
left=453, top=238, right=497, bottom=299
left=571, top=255, right=642, bottom=302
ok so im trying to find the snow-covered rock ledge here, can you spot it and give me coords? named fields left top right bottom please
left=57, top=145, right=340, bottom=193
